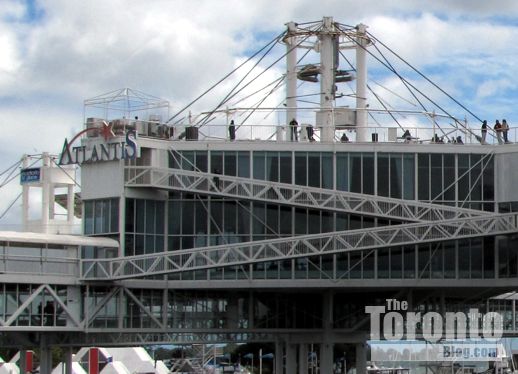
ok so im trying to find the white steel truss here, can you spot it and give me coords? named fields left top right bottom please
left=81, top=212, right=518, bottom=280
left=124, top=166, right=491, bottom=222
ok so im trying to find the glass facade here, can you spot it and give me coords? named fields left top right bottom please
left=84, top=198, right=119, bottom=235
left=90, top=148, right=503, bottom=280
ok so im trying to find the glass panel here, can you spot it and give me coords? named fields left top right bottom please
left=378, top=248, right=389, bottom=278
left=146, top=200, right=156, bottom=234
left=237, top=151, right=250, bottom=178
left=110, top=198, right=119, bottom=233
left=225, top=151, right=237, bottom=176
left=211, top=151, right=224, bottom=175
left=84, top=201, right=94, bottom=235
left=377, top=153, right=389, bottom=197
left=336, top=153, right=349, bottom=191
left=444, top=241, right=456, bottom=278
left=458, top=241, right=470, bottom=278
left=195, top=151, right=208, bottom=172
left=182, top=151, right=195, bottom=170
left=417, top=154, right=429, bottom=200
left=266, top=152, right=279, bottom=182
left=391, top=247, right=402, bottom=278
left=458, top=154, right=469, bottom=202
left=403, top=246, right=415, bottom=278
left=350, top=153, right=362, bottom=193
left=363, top=153, right=374, bottom=194
left=483, top=237, right=495, bottom=278
left=470, top=154, right=482, bottom=201
left=155, top=201, right=164, bottom=235
left=430, top=245, right=443, bottom=279
left=418, top=245, right=430, bottom=279
left=443, top=154, right=455, bottom=201
left=403, top=154, right=415, bottom=200
left=295, top=208, right=307, bottom=235
left=470, top=238, right=483, bottom=278
left=182, top=200, right=194, bottom=235
left=321, top=152, right=333, bottom=189
left=279, top=152, right=292, bottom=184
left=253, top=151, right=265, bottom=180
left=482, top=157, right=494, bottom=201
left=308, top=153, right=320, bottom=187
left=168, top=198, right=181, bottom=235
left=430, top=154, right=442, bottom=201
left=295, top=152, right=307, bottom=186
left=390, top=153, right=402, bottom=199
left=125, top=198, right=134, bottom=233
left=136, top=200, right=145, bottom=233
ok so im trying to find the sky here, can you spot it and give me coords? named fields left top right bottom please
left=2, top=0, right=518, bottom=228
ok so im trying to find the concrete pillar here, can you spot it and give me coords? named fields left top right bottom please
left=320, top=343, right=333, bottom=374
left=356, top=342, right=367, bottom=374
left=39, top=336, right=53, bottom=374
left=298, top=343, right=308, bottom=374
left=286, top=343, right=297, bottom=374
left=275, top=340, right=283, bottom=374
left=65, top=347, right=73, bottom=374
left=320, top=291, right=334, bottom=373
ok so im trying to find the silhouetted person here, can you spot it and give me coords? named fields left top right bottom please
left=495, top=120, right=503, bottom=144
left=403, top=130, right=411, bottom=142
left=481, top=120, right=488, bottom=144
left=289, top=118, right=298, bottom=141
left=43, top=301, right=54, bottom=326
left=340, top=133, right=349, bottom=143
left=502, top=119, right=510, bottom=143
left=306, top=124, right=315, bottom=141
left=228, top=120, right=236, bottom=141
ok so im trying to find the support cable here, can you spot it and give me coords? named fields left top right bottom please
left=165, top=30, right=288, bottom=125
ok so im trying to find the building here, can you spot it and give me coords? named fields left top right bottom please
left=1, top=17, right=518, bottom=374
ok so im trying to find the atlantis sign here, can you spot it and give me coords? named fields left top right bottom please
left=58, top=121, right=139, bottom=165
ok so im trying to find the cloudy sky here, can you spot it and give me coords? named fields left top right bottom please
left=1, top=0, right=518, bottom=228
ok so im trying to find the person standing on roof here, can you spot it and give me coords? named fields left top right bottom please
left=502, top=119, right=510, bottom=143
left=228, top=120, right=236, bottom=141
left=481, top=120, right=488, bottom=144
left=495, top=120, right=503, bottom=144
left=289, top=118, right=298, bottom=141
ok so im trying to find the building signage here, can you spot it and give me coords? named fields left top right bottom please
left=58, top=121, right=139, bottom=165
left=20, top=168, right=41, bottom=184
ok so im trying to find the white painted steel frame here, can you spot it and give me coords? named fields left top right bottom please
left=124, top=166, right=491, bottom=222
left=81, top=212, right=518, bottom=280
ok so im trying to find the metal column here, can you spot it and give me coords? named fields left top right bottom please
left=286, top=343, right=297, bottom=373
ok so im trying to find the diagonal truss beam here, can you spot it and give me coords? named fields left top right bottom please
left=124, top=166, right=491, bottom=223
left=81, top=213, right=518, bottom=280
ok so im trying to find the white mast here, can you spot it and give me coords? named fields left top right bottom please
left=285, top=22, right=298, bottom=133
left=355, top=23, right=369, bottom=142
left=319, top=17, right=336, bottom=142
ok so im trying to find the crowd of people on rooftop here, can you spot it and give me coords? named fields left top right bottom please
left=223, top=117, right=513, bottom=145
